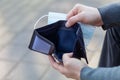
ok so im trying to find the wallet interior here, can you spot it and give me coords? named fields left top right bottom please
left=29, top=20, right=88, bottom=63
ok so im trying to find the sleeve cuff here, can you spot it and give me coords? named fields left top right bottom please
left=80, top=67, right=93, bottom=80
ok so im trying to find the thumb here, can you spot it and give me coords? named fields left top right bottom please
left=63, top=53, right=73, bottom=62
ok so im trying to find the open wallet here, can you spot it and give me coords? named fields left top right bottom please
left=29, top=20, right=88, bottom=63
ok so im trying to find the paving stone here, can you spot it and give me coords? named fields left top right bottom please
left=9, top=29, right=32, bottom=46
left=0, top=61, right=14, bottom=79
left=0, top=44, right=28, bottom=61
left=0, top=0, right=52, bottom=34
left=6, top=63, right=49, bottom=80
left=0, top=13, right=10, bottom=37
left=0, top=33, right=15, bottom=50
left=0, top=0, right=12, bottom=10
left=0, top=25, right=8, bottom=37
left=100, top=0, right=120, bottom=4
left=22, top=52, right=50, bottom=65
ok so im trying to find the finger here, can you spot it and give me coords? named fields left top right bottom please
left=66, top=4, right=83, bottom=20
left=48, top=55, right=64, bottom=71
left=66, top=7, right=78, bottom=20
left=48, top=55, right=59, bottom=69
left=48, top=55, right=56, bottom=64
left=66, top=13, right=82, bottom=27
left=63, top=53, right=73, bottom=62
left=64, top=53, right=73, bottom=58
left=66, top=9, right=76, bottom=20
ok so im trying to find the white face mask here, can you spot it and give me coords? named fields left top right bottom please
left=48, top=12, right=95, bottom=47
left=48, top=12, right=66, bottom=24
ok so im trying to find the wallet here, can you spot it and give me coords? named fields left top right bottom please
left=29, top=20, right=88, bottom=63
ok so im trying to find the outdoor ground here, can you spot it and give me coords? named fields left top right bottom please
left=0, top=0, right=119, bottom=80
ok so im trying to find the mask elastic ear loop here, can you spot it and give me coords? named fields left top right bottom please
left=34, top=15, right=48, bottom=29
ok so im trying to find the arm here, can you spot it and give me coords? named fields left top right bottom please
left=98, top=3, right=120, bottom=30
left=81, top=66, right=120, bottom=80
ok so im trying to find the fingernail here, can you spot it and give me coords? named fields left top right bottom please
left=65, top=22, right=70, bottom=27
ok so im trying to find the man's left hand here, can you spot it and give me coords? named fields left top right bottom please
left=48, top=53, right=88, bottom=80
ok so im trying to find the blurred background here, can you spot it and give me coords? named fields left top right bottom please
left=0, top=0, right=119, bottom=80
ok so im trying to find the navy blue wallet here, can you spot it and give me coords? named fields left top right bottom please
left=29, top=20, right=88, bottom=63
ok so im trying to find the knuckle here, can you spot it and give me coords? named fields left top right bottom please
left=75, top=4, right=80, bottom=7
left=78, top=12, right=86, bottom=22
left=68, top=18, right=74, bottom=24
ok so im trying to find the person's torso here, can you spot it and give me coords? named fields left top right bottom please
left=99, top=26, right=120, bottom=67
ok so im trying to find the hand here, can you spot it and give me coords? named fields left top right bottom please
left=48, top=53, right=88, bottom=80
left=66, top=4, right=103, bottom=27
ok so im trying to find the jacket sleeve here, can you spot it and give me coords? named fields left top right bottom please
left=98, top=2, right=120, bottom=30
left=80, top=66, right=120, bottom=80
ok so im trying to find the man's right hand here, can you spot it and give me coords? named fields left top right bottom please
left=66, top=4, right=103, bottom=27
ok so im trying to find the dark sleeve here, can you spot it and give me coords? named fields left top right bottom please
left=98, top=3, right=120, bottom=30
left=80, top=66, right=120, bottom=80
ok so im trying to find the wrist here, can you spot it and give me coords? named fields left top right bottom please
left=79, top=67, right=88, bottom=80
left=96, top=8, right=104, bottom=26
